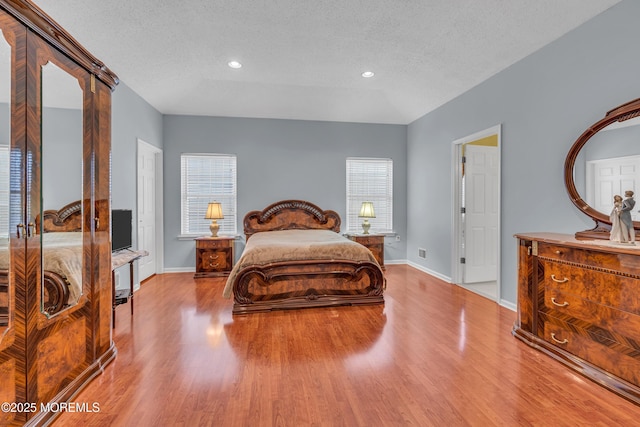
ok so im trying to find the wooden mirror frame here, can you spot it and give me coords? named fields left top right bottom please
left=565, top=98, right=640, bottom=240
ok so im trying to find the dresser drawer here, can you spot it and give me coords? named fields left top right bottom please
left=540, top=259, right=640, bottom=314
left=537, top=243, right=586, bottom=264
left=539, top=314, right=640, bottom=387
left=541, top=288, right=640, bottom=344
left=537, top=241, right=640, bottom=276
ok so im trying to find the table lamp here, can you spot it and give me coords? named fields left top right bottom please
left=358, top=201, right=375, bottom=234
left=205, top=201, right=224, bottom=237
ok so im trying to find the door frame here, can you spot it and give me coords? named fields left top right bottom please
left=136, top=138, right=164, bottom=278
left=451, top=124, right=501, bottom=301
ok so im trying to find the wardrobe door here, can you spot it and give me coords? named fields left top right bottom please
left=0, top=8, right=27, bottom=427
left=23, top=31, right=93, bottom=418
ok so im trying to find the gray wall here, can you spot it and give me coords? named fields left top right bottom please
left=407, top=0, right=638, bottom=304
left=111, top=82, right=164, bottom=249
left=162, top=115, right=407, bottom=270
left=42, top=107, right=82, bottom=210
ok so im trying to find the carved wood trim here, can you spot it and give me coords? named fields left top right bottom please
left=36, top=200, right=82, bottom=234
left=244, top=199, right=341, bottom=240
left=0, top=0, right=119, bottom=90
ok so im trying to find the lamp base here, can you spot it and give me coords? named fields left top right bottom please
left=209, top=220, right=220, bottom=237
left=361, top=219, right=371, bottom=235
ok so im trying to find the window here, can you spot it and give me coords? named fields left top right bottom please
left=180, top=153, right=237, bottom=236
left=346, top=157, right=393, bottom=233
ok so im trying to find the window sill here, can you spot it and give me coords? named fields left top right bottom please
left=177, top=234, right=240, bottom=241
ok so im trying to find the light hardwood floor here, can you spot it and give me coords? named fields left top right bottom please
left=54, top=265, right=640, bottom=426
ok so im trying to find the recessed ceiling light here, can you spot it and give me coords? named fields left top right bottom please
left=361, top=71, right=375, bottom=78
left=228, top=61, right=242, bottom=69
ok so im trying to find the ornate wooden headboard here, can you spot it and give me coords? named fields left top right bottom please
left=243, top=200, right=341, bottom=240
left=36, top=200, right=83, bottom=234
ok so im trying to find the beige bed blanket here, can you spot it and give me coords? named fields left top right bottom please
left=0, top=232, right=83, bottom=304
left=223, top=229, right=379, bottom=298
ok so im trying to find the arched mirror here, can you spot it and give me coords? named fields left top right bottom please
left=0, top=28, right=11, bottom=335
left=40, top=61, right=84, bottom=317
left=565, top=98, right=640, bottom=240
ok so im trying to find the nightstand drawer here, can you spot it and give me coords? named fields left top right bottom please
left=199, top=249, right=230, bottom=271
left=194, top=237, right=235, bottom=277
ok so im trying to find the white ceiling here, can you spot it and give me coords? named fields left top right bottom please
left=34, top=0, right=621, bottom=125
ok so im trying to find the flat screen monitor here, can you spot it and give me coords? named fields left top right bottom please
left=112, top=209, right=132, bottom=252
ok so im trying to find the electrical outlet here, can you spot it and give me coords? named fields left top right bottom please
left=418, top=248, right=426, bottom=258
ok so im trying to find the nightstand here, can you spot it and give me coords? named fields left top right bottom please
left=194, top=236, right=235, bottom=278
left=346, top=233, right=385, bottom=269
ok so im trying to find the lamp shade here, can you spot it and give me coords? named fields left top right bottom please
left=205, top=202, right=224, bottom=219
left=359, top=201, right=376, bottom=218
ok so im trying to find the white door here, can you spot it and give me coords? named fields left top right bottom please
left=463, top=145, right=498, bottom=283
left=587, top=155, right=640, bottom=222
left=137, top=141, right=159, bottom=281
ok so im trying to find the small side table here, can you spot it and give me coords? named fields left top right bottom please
left=194, top=236, right=235, bottom=278
left=345, top=233, right=385, bottom=269
left=111, top=249, right=148, bottom=328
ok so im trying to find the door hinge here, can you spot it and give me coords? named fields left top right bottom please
left=461, top=156, right=466, bottom=163
left=460, top=207, right=466, bottom=214
left=460, top=257, right=466, bottom=264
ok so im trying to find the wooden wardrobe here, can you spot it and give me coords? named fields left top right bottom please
left=0, top=1, right=118, bottom=425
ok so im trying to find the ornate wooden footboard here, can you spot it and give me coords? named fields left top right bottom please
left=230, top=200, right=386, bottom=314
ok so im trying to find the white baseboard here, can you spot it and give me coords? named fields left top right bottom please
left=499, top=299, right=516, bottom=312
left=162, top=267, right=195, bottom=273
left=405, top=260, right=452, bottom=283
left=384, top=259, right=407, bottom=265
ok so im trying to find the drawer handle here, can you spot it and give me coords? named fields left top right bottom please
left=208, top=263, right=219, bottom=268
left=550, top=274, right=568, bottom=283
left=209, top=254, right=219, bottom=259
left=550, top=333, right=568, bottom=345
left=555, top=250, right=562, bottom=255
left=551, top=298, right=569, bottom=307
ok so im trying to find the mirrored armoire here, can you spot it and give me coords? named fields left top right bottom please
left=0, top=1, right=118, bottom=425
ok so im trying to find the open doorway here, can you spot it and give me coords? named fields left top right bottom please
left=451, top=125, right=501, bottom=301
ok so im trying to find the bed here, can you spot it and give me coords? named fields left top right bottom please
left=0, top=200, right=84, bottom=317
left=224, top=200, right=385, bottom=314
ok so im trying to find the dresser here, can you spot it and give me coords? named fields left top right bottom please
left=345, top=234, right=385, bottom=269
left=513, top=233, right=640, bottom=404
left=194, top=237, right=235, bottom=277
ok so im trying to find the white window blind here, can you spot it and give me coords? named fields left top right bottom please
left=0, top=145, right=8, bottom=238
left=346, top=157, right=393, bottom=233
left=180, top=153, right=237, bottom=235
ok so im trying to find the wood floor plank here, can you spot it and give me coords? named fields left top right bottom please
left=52, top=265, right=640, bottom=426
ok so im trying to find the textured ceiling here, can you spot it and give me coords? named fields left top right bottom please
left=34, top=0, right=621, bottom=124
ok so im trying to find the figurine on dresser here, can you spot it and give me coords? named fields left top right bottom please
left=621, top=190, right=636, bottom=244
left=610, top=195, right=627, bottom=243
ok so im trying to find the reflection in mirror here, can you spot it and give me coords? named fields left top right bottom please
left=0, top=29, right=11, bottom=334
left=40, top=61, right=83, bottom=317
left=574, top=117, right=640, bottom=221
